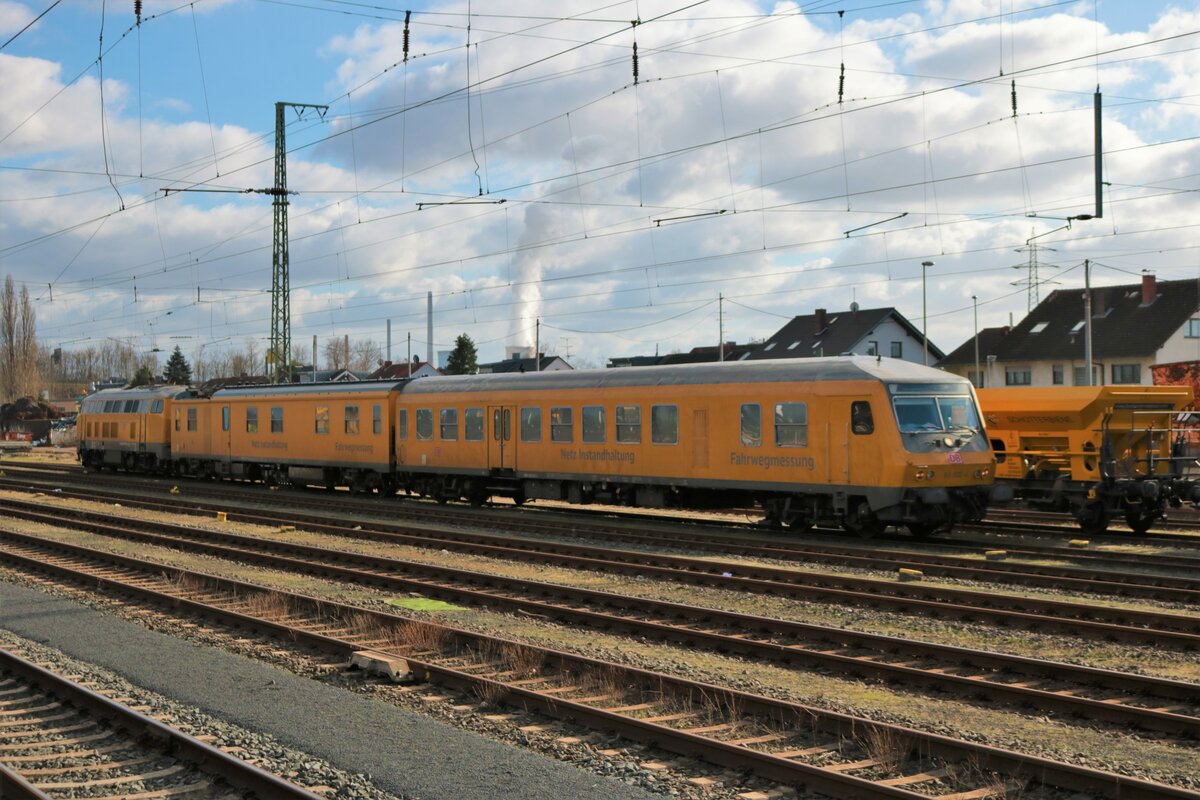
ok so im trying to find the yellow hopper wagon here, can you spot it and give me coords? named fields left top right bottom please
left=977, top=386, right=1198, bottom=534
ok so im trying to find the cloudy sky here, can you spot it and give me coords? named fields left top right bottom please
left=1, top=0, right=1196, bottom=369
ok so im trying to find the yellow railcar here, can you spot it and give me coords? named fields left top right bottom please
left=171, top=382, right=400, bottom=491
left=395, top=358, right=999, bottom=536
left=977, top=385, right=1197, bottom=534
left=77, top=386, right=192, bottom=471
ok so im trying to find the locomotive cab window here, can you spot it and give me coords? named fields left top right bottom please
left=774, top=402, right=807, bottom=447
left=271, top=406, right=284, bottom=434
left=398, top=409, right=408, bottom=440
left=582, top=406, right=606, bottom=443
left=740, top=404, right=761, bottom=447
left=651, top=405, right=678, bottom=445
left=520, top=407, right=542, bottom=442
left=315, top=406, right=329, bottom=435
left=345, top=405, right=360, bottom=435
left=416, top=409, right=433, bottom=441
left=174, top=409, right=181, bottom=432
left=187, top=407, right=197, bottom=433
left=550, top=407, right=573, bottom=443
left=151, top=400, right=163, bottom=413
left=465, top=408, right=484, bottom=441
left=373, top=404, right=382, bottom=435
left=246, top=407, right=258, bottom=434
left=851, top=401, right=874, bottom=435
left=615, top=405, right=641, bottom=444
left=440, top=409, right=458, bottom=440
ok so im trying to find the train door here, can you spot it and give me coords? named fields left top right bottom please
left=829, top=397, right=880, bottom=487
left=488, top=405, right=517, bottom=471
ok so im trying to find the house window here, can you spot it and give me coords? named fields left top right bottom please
left=1187, top=319, right=1200, bottom=338
left=1073, top=366, right=1103, bottom=386
left=440, top=408, right=458, bottom=440
left=1052, top=364, right=1064, bottom=385
left=315, top=406, right=329, bottom=434
left=851, top=401, right=874, bottom=435
left=740, top=404, right=761, bottom=447
left=774, top=402, right=808, bottom=447
left=1112, top=364, right=1141, bottom=384
left=1030, top=321, right=1049, bottom=334
left=615, top=405, right=641, bottom=444
left=465, top=408, right=484, bottom=441
left=398, top=409, right=408, bottom=440
left=520, top=408, right=541, bottom=442
left=582, top=406, right=605, bottom=443
left=344, top=405, right=360, bottom=435
left=415, top=409, right=433, bottom=440
left=890, top=342, right=902, bottom=358
left=1005, top=368, right=1031, bottom=386
left=187, top=407, right=197, bottom=432
left=550, top=407, right=573, bottom=442
left=271, top=406, right=283, bottom=433
left=651, top=405, right=678, bottom=444
left=373, top=404, right=382, bottom=435
left=866, top=341, right=878, bottom=356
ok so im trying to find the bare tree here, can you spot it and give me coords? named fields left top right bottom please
left=323, top=336, right=350, bottom=370
left=17, top=284, right=38, bottom=397
left=0, top=276, right=17, bottom=400
left=350, top=338, right=383, bottom=372
left=0, top=277, right=40, bottom=401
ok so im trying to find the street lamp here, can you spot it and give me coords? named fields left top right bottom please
left=921, top=261, right=934, bottom=366
left=972, top=295, right=980, bottom=387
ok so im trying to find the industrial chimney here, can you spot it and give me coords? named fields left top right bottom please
left=426, top=292, right=434, bottom=365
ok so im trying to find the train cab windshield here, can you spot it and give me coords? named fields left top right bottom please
left=888, top=383, right=985, bottom=453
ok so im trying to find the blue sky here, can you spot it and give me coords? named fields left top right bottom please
left=1, top=0, right=1197, bottom=369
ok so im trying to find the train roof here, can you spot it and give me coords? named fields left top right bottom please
left=399, top=357, right=970, bottom=394
left=84, top=385, right=192, bottom=401
left=210, top=380, right=405, bottom=399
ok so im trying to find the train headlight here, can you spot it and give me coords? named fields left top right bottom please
left=942, top=436, right=955, bottom=448
left=927, top=469, right=935, bottom=480
left=914, top=469, right=927, bottom=481
left=974, top=468, right=990, bottom=479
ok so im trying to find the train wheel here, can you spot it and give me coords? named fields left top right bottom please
left=1077, top=500, right=1110, bottom=535
left=1123, top=510, right=1156, bottom=536
left=906, top=523, right=939, bottom=539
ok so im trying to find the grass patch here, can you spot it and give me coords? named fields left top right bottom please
left=387, top=597, right=468, bottom=612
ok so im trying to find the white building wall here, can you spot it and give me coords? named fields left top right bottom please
left=1156, top=316, right=1200, bottom=364
left=847, top=318, right=932, bottom=365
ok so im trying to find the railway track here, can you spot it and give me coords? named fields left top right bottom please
left=2, top=488, right=1198, bottom=649
left=2, top=500, right=1196, bottom=737
left=6, top=473, right=1200, bottom=598
left=0, top=525, right=1193, bottom=800
left=0, top=644, right=324, bottom=800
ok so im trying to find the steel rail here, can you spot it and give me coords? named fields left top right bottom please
left=3, top=494, right=1196, bottom=650
left=4, top=500, right=1196, bottom=734
left=0, top=647, right=326, bottom=800
left=4, top=475, right=1198, bottom=603
left=0, top=529, right=1194, bottom=800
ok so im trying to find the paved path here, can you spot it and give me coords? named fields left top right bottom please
left=0, top=580, right=657, bottom=800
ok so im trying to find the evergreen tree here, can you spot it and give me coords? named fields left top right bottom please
left=129, top=365, right=154, bottom=387
left=444, top=333, right=478, bottom=375
left=164, top=346, right=192, bottom=385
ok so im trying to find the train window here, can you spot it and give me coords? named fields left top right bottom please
left=125, top=400, right=138, bottom=413
left=373, top=404, right=383, bottom=435
left=582, top=406, right=606, bottom=443
left=550, top=407, right=573, bottom=443
left=246, top=407, right=259, bottom=434
left=174, top=409, right=181, bottom=432
left=345, top=405, right=360, bottom=435
left=439, top=409, right=458, bottom=440
left=774, top=402, right=808, bottom=447
left=398, top=409, right=408, bottom=440
left=520, top=407, right=542, bottom=442
left=493, top=409, right=502, bottom=441
left=651, top=405, right=678, bottom=445
left=615, top=405, right=641, bottom=444
left=416, top=409, right=433, bottom=440
left=315, top=406, right=330, bottom=435
left=503, top=409, right=512, bottom=441
left=465, top=408, right=484, bottom=441
left=271, top=407, right=284, bottom=434
left=187, top=407, right=198, bottom=433
left=222, top=407, right=230, bottom=432
left=740, top=404, right=761, bottom=447
left=151, top=400, right=163, bottom=413
left=851, top=401, right=874, bottom=435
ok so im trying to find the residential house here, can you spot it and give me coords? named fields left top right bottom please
left=368, top=360, right=441, bottom=380
left=477, top=353, right=573, bottom=374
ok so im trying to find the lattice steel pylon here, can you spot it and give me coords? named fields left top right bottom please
left=270, top=101, right=327, bottom=383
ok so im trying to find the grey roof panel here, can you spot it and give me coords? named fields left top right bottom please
left=401, top=356, right=966, bottom=394
left=213, top=380, right=405, bottom=399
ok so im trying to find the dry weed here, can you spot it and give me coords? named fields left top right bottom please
left=383, top=621, right=452, bottom=655
left=240, top=591, right=293, bottom=621
left=858, top=725, right=908, bottom=774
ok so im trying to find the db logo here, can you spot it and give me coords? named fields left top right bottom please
left=947, top=452, right=964, bottom=464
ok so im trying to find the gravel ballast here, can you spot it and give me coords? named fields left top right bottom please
left=0, top=579, right=657, bottom=800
